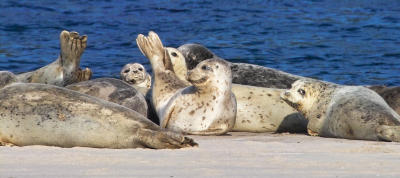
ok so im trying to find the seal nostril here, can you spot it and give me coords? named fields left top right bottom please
left=133, top=70, right=138, bottom=73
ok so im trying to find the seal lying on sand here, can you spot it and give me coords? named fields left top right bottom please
left=136, top=32, right=236, bottom=135
left=66, top=78, right=148, bottom=117
left=162, top=46, right=306, bottom=133
left=281, top=79, right=400, bottom=142
left=16, top=30, right=92, bottom=86
left=178, top=43, right=304, bottom=89
left=0, top=71, right=196, bottom=149
left=120, top=63, right=151, bottom=95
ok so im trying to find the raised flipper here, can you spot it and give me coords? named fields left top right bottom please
left=376, top=125, right=400, bottom=142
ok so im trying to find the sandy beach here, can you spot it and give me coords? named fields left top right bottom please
left=1, top=132, right=400, bottom=178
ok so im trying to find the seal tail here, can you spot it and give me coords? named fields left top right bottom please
left=376, top=125, right=400, bottom=142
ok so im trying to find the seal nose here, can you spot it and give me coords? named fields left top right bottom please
left=281, top=91, right=290, bottom=99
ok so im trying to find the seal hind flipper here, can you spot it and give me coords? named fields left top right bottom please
left=376, top=125, right=400, bottom=142
left=137, top=129, right=198, bottom=149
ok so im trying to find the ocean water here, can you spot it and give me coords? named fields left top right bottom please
left=0, top=0, right=399, bottom=86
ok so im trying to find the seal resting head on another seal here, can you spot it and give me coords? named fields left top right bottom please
left=281, top=79, right=400, bottom=142
left=164, top=47, right=307, bottom=133
left=178, top=43, right=304, bottom=89
left=136, top=31, right=236, bottom=135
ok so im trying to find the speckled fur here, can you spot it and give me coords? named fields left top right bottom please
left=136, top=32, right=236, bottom=135
left=0, top=78, right=197, bottom=148
left=16, top=30, right=91, bottom=86
left=281, top=79, right=400, bottom=142
left=66, top=78, right=148, bottom=117
left=168, top=47, right=307, bottom=133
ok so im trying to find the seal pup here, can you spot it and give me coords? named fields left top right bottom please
left=281, top=79, right=400, bottom=142
left=120, top=63, right=151, bottom=95
left=66, top=78, right=148, bottom=117
left=178, top=43, right=304, bottom=89
left=0, top=72, right=197, bottom=149
left=164, top=46, right=307, bottom=133
left=136, top=31, right=236, bottom=135
left=16, top=30, right=92, bottom=86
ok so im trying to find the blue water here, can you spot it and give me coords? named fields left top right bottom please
left=1, top=0, right=399, bottom=86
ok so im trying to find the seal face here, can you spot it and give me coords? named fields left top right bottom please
left=120, top=63, right=151, bottom=94
left=0, top=81, right=197, bottom=149
left=16, top=30, right=91, bottom=86
left=66, top=78, right=148, bottom=117
left=281, top=79, right=400, bottom=141
left=136, top=32, right=236, bottom=135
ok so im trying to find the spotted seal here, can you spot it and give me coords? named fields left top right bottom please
left=163, top=46, right=306, bottom=133
left=136, top=31, right=236, bottom=135
left=16, top=30, right=92, bottom=86
left=0, top=71, right=197, bottom=149
left=120, top=63, right=151, bottom=95
left=281, top=79, right=400, bottom=142
left=66, top=78, right=148, bottom=117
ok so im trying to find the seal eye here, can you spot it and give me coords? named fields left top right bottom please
left=138, top=68, right=143, bottom=71
left=201, top=65, right=211, bottom=71
left=171, top=52, right=178, bottom=57
left=124, top=69, right=130, bottom=73
left=298, top=89, right=306, bottom=96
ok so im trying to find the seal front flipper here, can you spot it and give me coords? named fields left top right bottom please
left=376, top=125, right=400, bottom=142
left=136, top=129, right=198, bottom=149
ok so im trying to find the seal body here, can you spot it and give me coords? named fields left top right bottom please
left=168, top=47, right=307, bottom=133
left=281, top=79, right=400, bottom=142
left=120, top=63, right=151, bottom=95
left=368, top=86, right=400, bottom=115
left=16, top=30, right=92, bottom=86
left=136, top=32, right=236, bottom=135
left=66, top=78, right=148, bottom=117
left=232, top=84, right=307, bottom=132
left=0, top=80, right=196, bottom=149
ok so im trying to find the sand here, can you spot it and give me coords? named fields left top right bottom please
left=1, top=132, right=400, bottom=178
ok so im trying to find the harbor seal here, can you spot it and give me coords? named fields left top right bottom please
left=163, top=45, right=307, bottom=132
left=0, top=72, right=197, bottom=149
left=281, top=79, right=400, bottom=142
left=178, top=43, right=304, bottom=89
left=66, top=78, right=148, bottom=117
left=16, top=30, right=92, bottom=86
left=120, top=63, right=151, bottom=95
left=136, top=31, right=236, bottom=135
